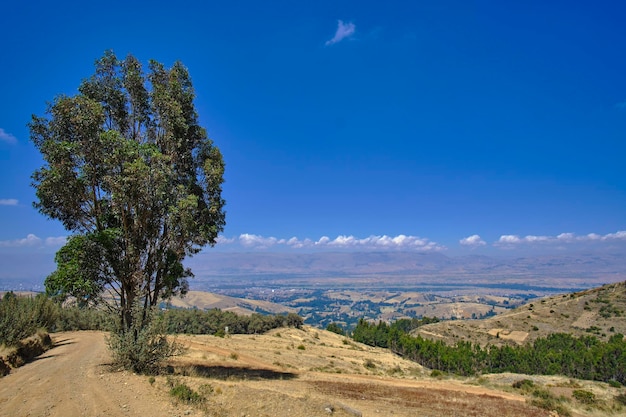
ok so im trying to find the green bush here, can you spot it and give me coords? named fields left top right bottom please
left=0, top=292, right=58, bottom=346
left=168, top=379, right=204, bottom=404
left=107, top=306, right=181, bottom=374
left=512, top=379, right=535, bottom=390
left=326, top=322, right=345, bottom=335
left=572, top=389, right=596, bottom=404
left=529, top=388, right=571, bottom=416
left=54, top=306, right=112, bottom=331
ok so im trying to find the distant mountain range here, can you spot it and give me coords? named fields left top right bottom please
left=2, top=250, right=625, bottom=292
left=187, top=250, right=626, bottom=284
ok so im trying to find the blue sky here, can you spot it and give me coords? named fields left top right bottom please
left=1, top=0, right=626, bottom=277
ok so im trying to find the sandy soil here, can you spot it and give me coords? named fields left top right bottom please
left=0, top=331, right=201, bottom=417
left=0, top=329, right=573, bottom=417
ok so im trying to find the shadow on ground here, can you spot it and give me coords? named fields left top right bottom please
left=171, top=363, right=297, bottom=381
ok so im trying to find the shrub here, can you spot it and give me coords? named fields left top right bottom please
left=512, top=379, right=535, bottom=390
left=572, top=389, right=596, bottom=404
left=54, top=306, right=112, bottom=331
left=168, top=379, right=204, bottom=405
left=297, top=344, right=306, bottom=350
left=0, top=293, right=58, bottom=347
left=529, top=387, right=571, bottom=416
left=107, top=306, right=182, bottom=374
left=326, top=322, right=345, bottom=335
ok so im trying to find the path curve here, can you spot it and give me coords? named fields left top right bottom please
left=0, top=331, right=198, bottom=417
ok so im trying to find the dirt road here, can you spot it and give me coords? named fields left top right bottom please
left=0, top=331, right=199, bottom=417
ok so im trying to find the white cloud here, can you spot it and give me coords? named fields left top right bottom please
left=216, top=233, right=444, bottom=251
left=0, top=128, right=17, bottom=144
left=238, top=233, right=278, bottom=248
left=0, top=234, right=67, bottom=248
left=0, top=199, right=18, bottom=206
left=325, top=20, right=356, bottom=46
left=460, top=234, right=486, bottom=247
left=216, top=235, right=236, bottom=245
left=45, top=236, right=68, bottom=247
left=604, top=230, right=626, bottom=240
left=495, top=230, right=626, bottom=247
left=0, top=234, right=42, bottom=247
left=498, top=235, right=521, bottom=244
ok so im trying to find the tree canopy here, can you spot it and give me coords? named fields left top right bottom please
left=30, top=51, right=226, bottom=332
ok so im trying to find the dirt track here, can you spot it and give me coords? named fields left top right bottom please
left=0, top=331, right=200, bottom=417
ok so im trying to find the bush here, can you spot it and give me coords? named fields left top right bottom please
left=572, top=389, right=596, bottom=404
left=107, top=306, right=181, bottom=374
left=512, top=379, right=535, bottom=390
left=0, top=292, right=58, bottom=347
left=54, top=306, right=112, bottom=332
left=529, top=387, right=571, bottom=416
left=326, top=322, right=345, bottom=335
left=168, top=378, right=205, bottom=405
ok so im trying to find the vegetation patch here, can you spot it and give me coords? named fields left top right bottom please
left=167, top=377, right=206, bottom=405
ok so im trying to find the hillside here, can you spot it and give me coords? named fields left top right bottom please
left=414, top=281, right=626, bottom=346
left=167, top=290, right=296, bottom=315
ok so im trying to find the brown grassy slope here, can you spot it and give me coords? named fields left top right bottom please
left=413, top=281, right=626, bottom=346
left=167, top=290, right=296, bottom=315
left=164, top=326, right=562, bottom=417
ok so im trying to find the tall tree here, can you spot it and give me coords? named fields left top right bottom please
left=30, top=51, right=226, bottom=333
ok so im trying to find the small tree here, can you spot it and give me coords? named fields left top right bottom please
left=30, top=51, right=226, bottom=369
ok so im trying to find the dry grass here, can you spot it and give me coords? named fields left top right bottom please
left=414, top=281, right=626, bottom=346
left=154, top=326, right=587, bottom=417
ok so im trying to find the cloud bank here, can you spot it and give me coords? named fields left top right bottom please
left=0, top=234, right=67, bottom=248
left=325, top=20, right=356, bottom=46
left=0, top=128, right=17, bottom=144
left=496, top=231, right=626, bottom=246
left=1, top=231, right=624, bottom=254
left=221, top=233, right=444, bottom=251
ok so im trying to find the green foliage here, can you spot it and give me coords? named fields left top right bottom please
left=326, top=322, right=345, bottom=335
left=53, top=306, right=113, bottom=331
left=529, top=387, right=571, bottom=416
left=107, top=306, right=181, bottom=374
left=167, top=378, right=205, bottom=405
left=45, top=234, right=111, bottom=306
left=572, top=389, right=596, bottom=404
left=352, top=317, right=626, bottom=384
left=30, top=51, right=226, bottom=346
left=160, top=308, right=303, bottom=335
left=0, top=293, right=58, bottom=347
left=512, top=379, right=535, bottom=390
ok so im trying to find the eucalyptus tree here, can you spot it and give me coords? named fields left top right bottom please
left=30, top=51, right=226, bottom=335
